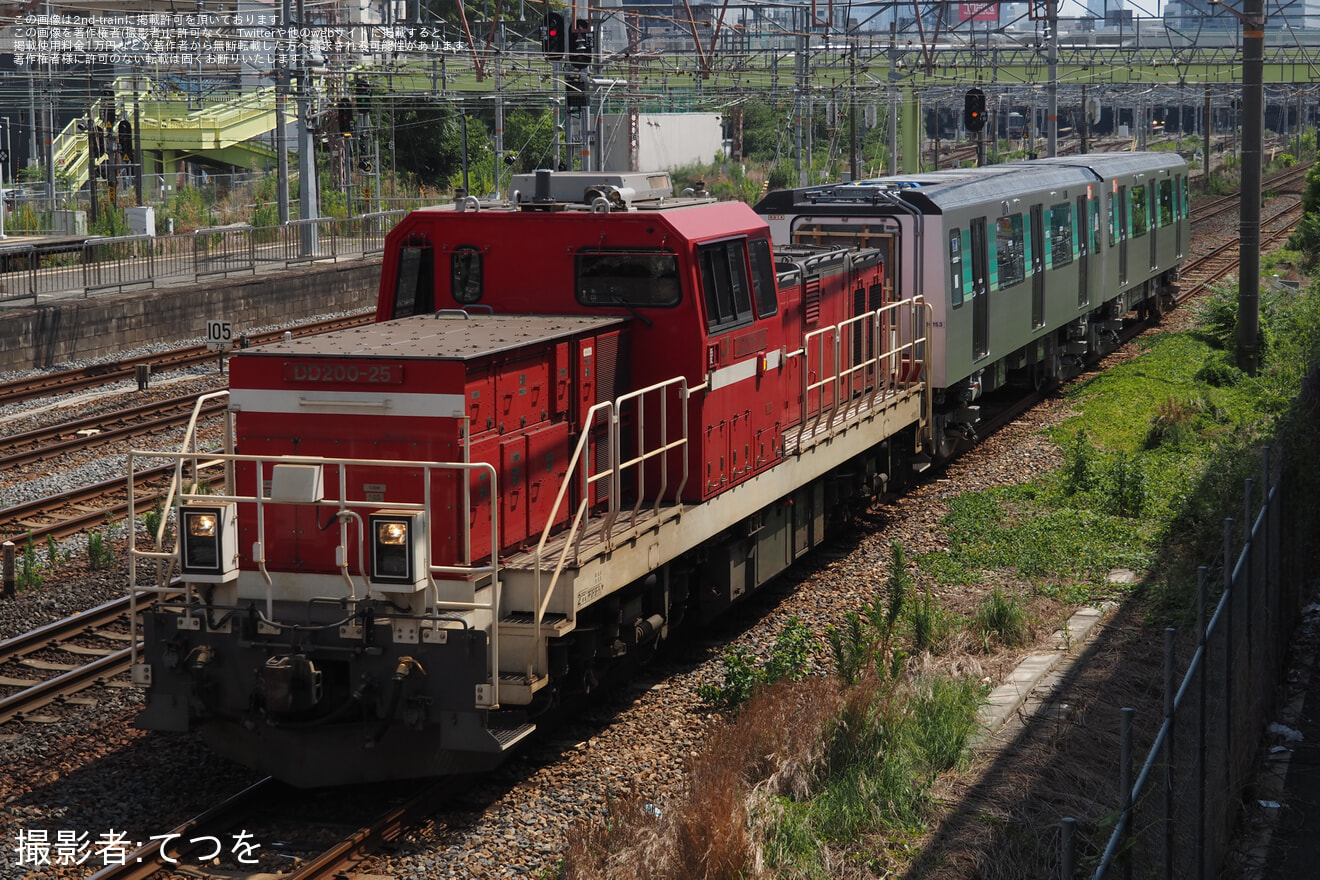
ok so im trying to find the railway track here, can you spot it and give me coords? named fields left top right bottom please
left=86, top=775, right=464, bottom=880
left=1191, top=161, right=1311, bottom=226
left=0, top=311, right=373, bottom=407
left=1179, top=193, right=1305, bottom=299
left=0, top=593, right=152, bottom=724
left=0, top=393, right=227, bottom=468
left=0, top=464, right=227, bottom=546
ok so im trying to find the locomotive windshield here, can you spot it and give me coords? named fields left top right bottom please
left=575, top=249, right=681, bottom=308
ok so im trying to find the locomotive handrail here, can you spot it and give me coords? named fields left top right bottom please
left=532, top=400, right=612, bottom=645
left=531, top=374, right=695, bottom=662
left=127, top=389, right=234, bottom=665
left=794, top=296, right=929, bottom=454
left=603, top=375, right=692, bottom=539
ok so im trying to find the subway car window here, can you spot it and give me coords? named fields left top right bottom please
left=1049, top=203, right=1073, bottom=268
left=748, top=237, right=778, bottom=318
left=1158, top=180, right=1174, bottom=227
left=1131, top=185, right=1149, bottom=238
left=995, top=214, right=1025, bottom=289
left=575, top=249, right=681, bottom=307
left=949, top=228, right=965, bottom=307
left=699, top=239, right=754, bottom=331
left=451, top=246, right=483, bottom=304
left=392, top=245, right=434, bottom=319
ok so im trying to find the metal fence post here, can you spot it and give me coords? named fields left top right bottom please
left=1197, top=565, right=1208, bottom=880
left=1164, top=627, right=1176, bottom=880
left=1223, top=515, right=1235, bottom=799
left=1061, top=817, right=1076, bottom=880
left=1121, top=707, right=1134, bottom=880
left=1244, top=477, right=1256, bottom=705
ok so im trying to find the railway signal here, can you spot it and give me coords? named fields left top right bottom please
left=965, top=88, right=987, bottom=132
left=569, top=22, right=593, bottom=68
left=542, top=11, right=565, bottom=58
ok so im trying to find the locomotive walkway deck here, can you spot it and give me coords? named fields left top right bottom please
left=499, top=376, right=928, bottom=615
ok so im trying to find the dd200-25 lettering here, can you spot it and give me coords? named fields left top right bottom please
left=285, top=363, right=405, bottom=385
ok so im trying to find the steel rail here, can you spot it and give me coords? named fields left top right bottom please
left=0, top=593, right=143, bottom=665
left=0, top=395, right=227, bottom=468
left=86, top=778, right=277, bottom=880
left=0, top=312, right=373, bottom=407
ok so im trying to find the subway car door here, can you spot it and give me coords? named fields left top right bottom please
left=1030, top=205, right=1045, bottom=329
left=970, top=216, right=990, bottom=361
left=1117, top=185, right=1129, bottom=286
left=1075, top=194, right=1090, bottom=309
left=1148, top=182, right=1159, bottom=271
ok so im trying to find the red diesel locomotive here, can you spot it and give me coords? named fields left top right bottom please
left=128, top=170, right=931, bottom=786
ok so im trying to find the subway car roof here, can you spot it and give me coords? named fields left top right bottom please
left=753, top=152, right=1187, bottom=217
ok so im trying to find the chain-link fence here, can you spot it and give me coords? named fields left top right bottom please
left=1063, top=444, right=1302, bottom=879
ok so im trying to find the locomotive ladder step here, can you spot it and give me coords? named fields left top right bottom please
left=487, top=721, right=537, bottom=751
left=498, top=611, right=573, bottom=636
left=498, top=671, right=551, bottom=705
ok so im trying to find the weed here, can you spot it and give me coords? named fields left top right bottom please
left=87, top=531, right=114, bottom=570
left=910, top=676, right=988, bottom=772
left=18, top=534, right=43, bottom=591
left=1195, top=353, right=1245, bottom=388
left=1061, top=428, right=1094, bottom=496
left=1103, top=451, right=1147, bottom=518
left=827, top=542, right=911, bottom=683
left=45, top=534, right=65, bottom=569
left=1144, top=397, right=1200, bottom=450
left=142, top=500, right=168, bottom=543
left=697, top=616, right=815, bottom=708
left=976, top=588, right=1028, bottom=649
left=910, top=587, right=943, bottom=654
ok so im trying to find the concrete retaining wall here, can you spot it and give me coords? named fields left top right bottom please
left=0, top=260, right=382, bottom=374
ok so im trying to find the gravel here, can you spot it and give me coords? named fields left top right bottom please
left=0, top=310, right=1151, bottom=879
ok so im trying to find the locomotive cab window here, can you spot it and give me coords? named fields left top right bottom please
left=748, top=237, right=778, bottom=319
left=575, top=249, right=681, bottom=308
left=451, top=246, right=484, bottom=304
left=699, top=239, right=754, bottom=332
left=391, top=245, right=434, bottom=319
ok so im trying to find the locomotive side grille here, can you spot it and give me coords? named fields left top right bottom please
left=804, top=275, right=822, bottom=324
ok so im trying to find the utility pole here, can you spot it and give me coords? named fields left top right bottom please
left=794, top=7, right=806, bottom=186
left=849, top=43, right=857, bottom=181
left=888, top=22, right=898, bottom=175
left=295, top=0, right=318, bottom=254
left=1046, top=0, right=1058, bottom=157
left=1238, top=0, right=1265, bottom=375
left=276, top=0, right=290, bottom=223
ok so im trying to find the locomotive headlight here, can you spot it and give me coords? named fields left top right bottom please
left=189, top=512, right=218, bottom=538
left=369, top=512, right=426, bottom=589
left=180, top=503, right=239, bottom=582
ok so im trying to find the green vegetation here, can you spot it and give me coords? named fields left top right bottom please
left=18, top=534, right=42, bottom=591
left=87, top=528, right=115, bottom=570
left=556, top=244, right=1320, bottom=877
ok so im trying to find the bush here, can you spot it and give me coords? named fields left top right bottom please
left=1144, top=397, right=1200, bottom=450
left=975, top=588, right=1028, bottom=649
left=1195, top=353, right=1245, bottom=388
left=697, top=616, right=815, bottom=708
